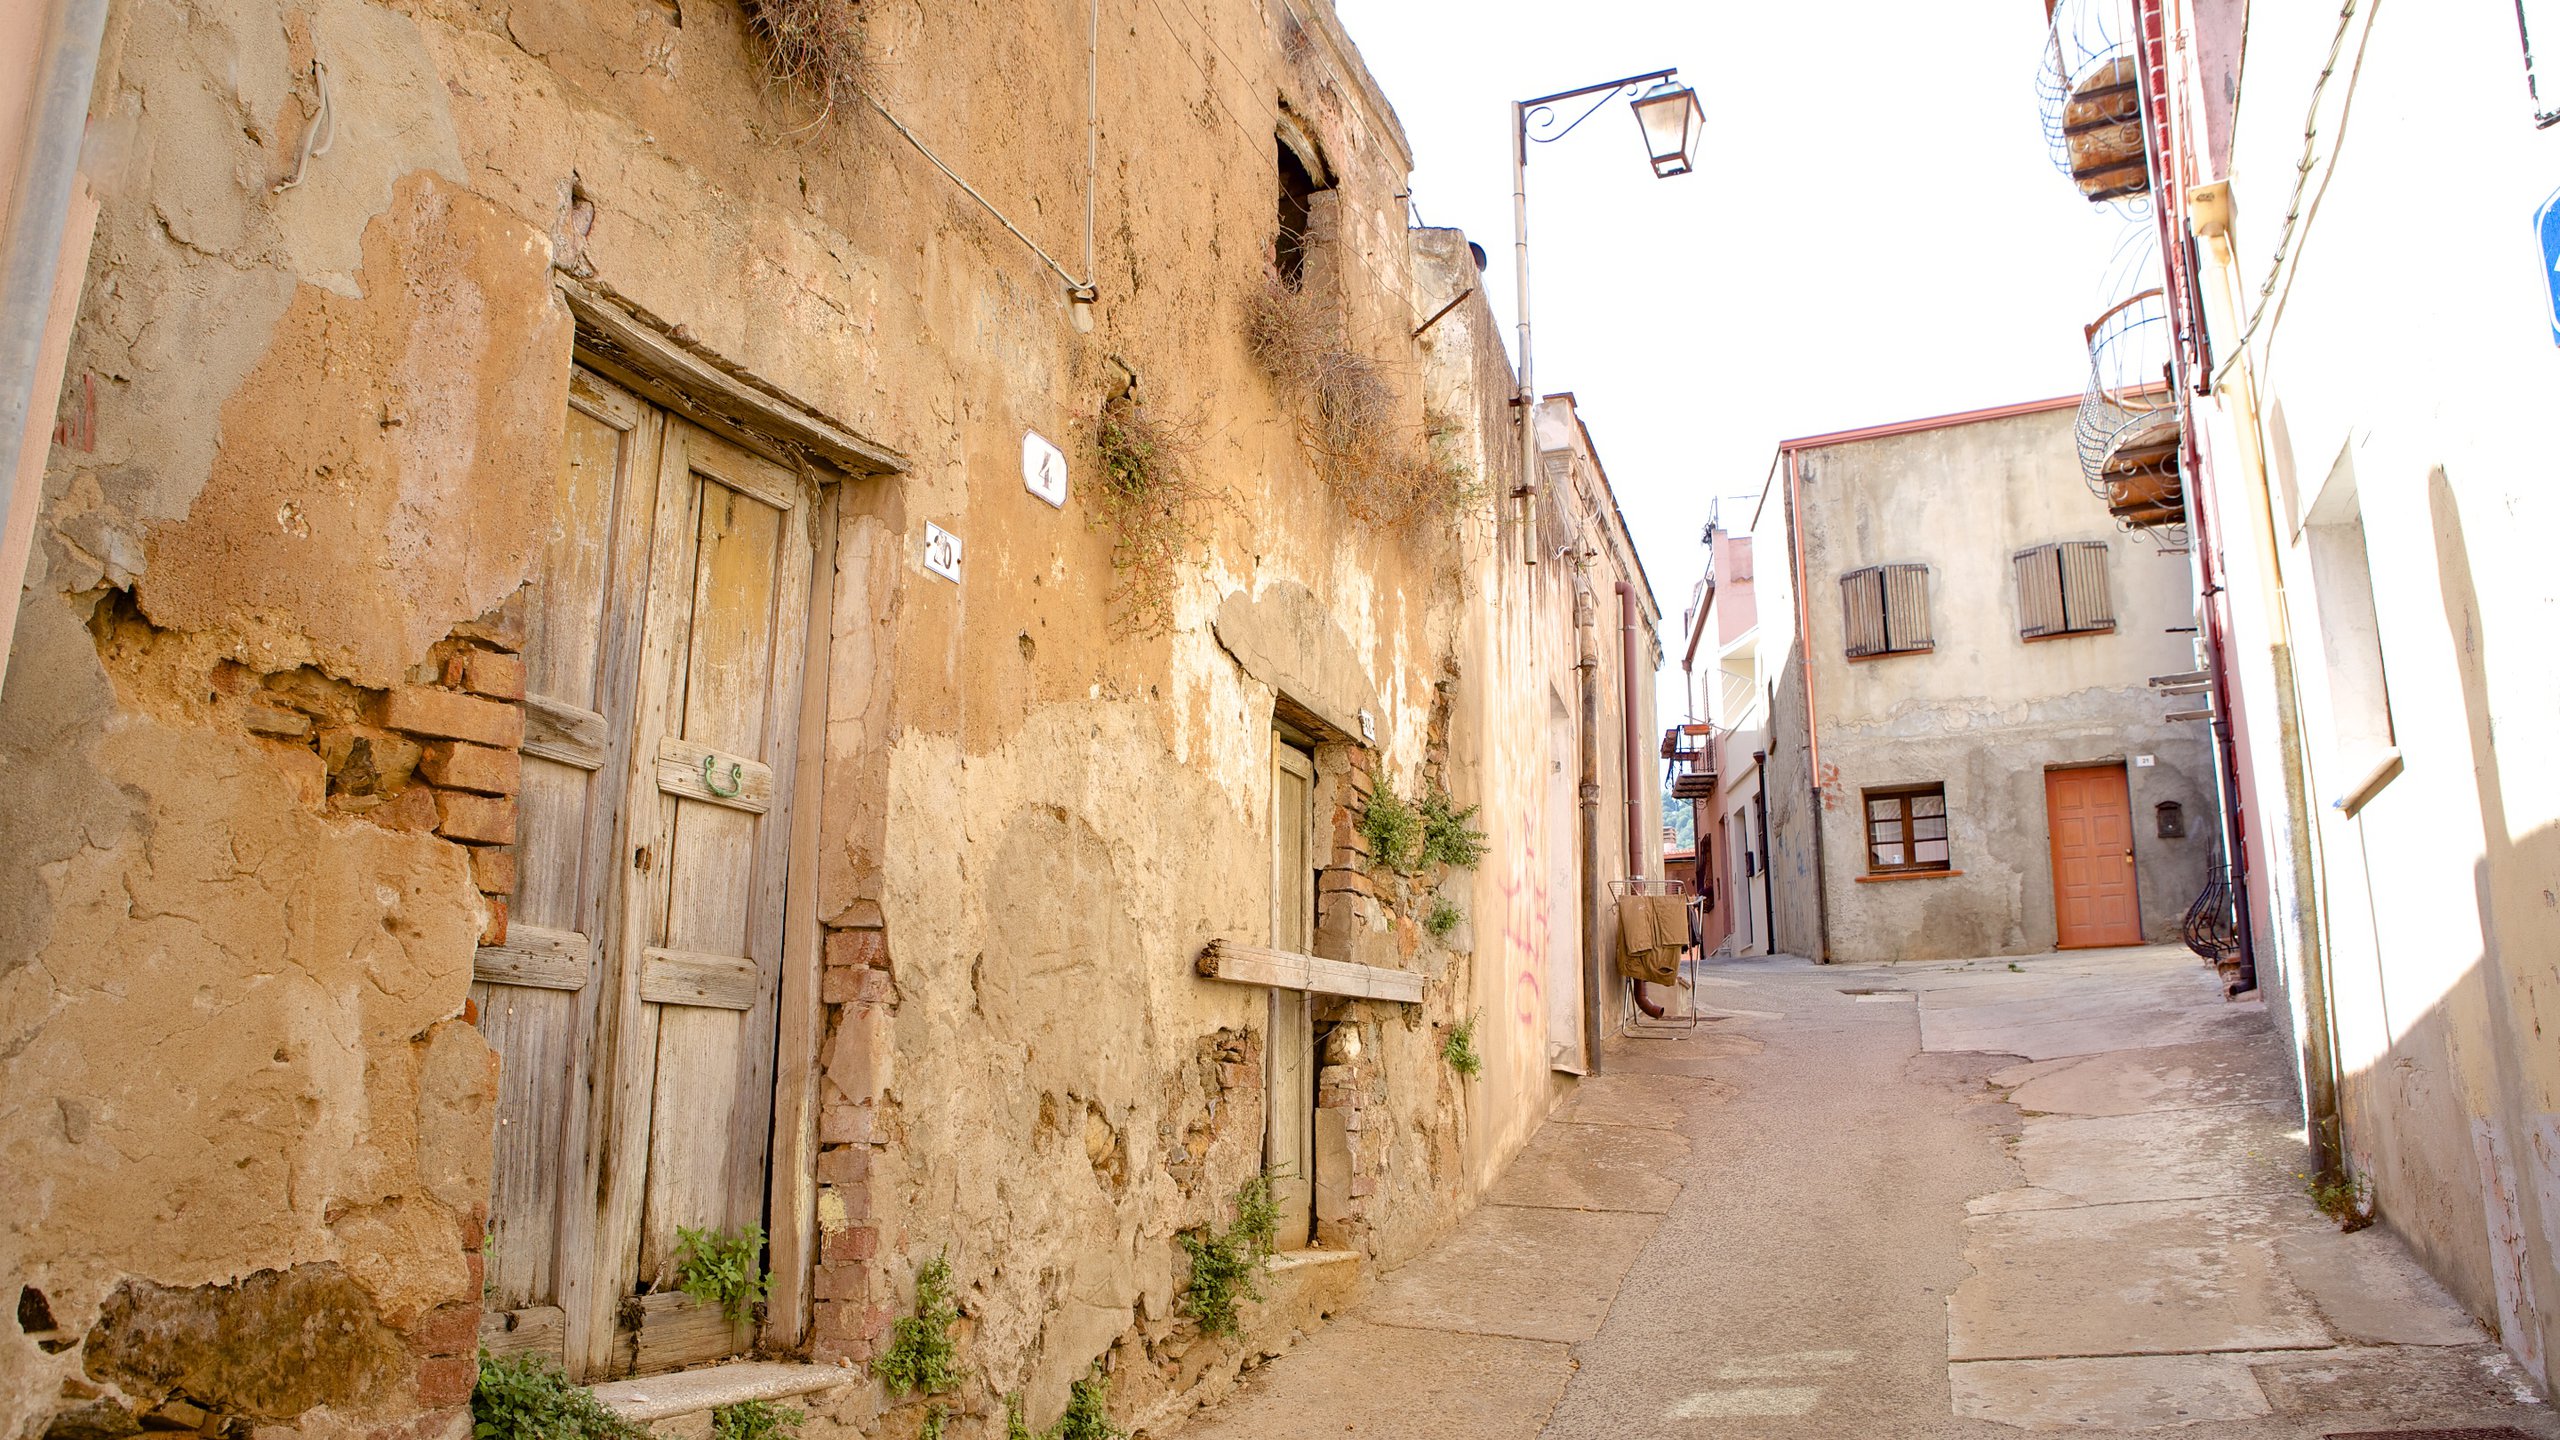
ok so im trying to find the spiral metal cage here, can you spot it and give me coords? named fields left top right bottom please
left=2181, top=866, right=2240, bottom=963
left=2037, top=0, right=2152, bottom=206
left=2076, top=286, right=2185, bottom=539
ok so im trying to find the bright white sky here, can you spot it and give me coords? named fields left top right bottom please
left=1332, top=0, right=2141, bottom=726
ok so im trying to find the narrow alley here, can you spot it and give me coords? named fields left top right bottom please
left=6, top=0, right=2560, bottom=1436
left=1183, top=949, right=2557, bottom=1439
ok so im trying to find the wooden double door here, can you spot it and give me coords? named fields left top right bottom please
left=476, top=368, right=815, bottom=1377
left=2046, top=764, right=2145, bottom=949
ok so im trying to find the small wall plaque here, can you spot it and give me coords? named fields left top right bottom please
left=1023, top=430, right=1068, bottom=508
left=923, top=523, right=963, bottom=583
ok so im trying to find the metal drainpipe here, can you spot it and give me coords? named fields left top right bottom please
left=1575, top=574, right=1605, bottom=1075
left=0, top=0, right=109, bottom=688
left=1619, top=581, right=1664, bottom=1020
left=1787, top=448, right=1832, bottom=962
left=2133, top=0, right=2256, bottom=998
left=2203, top=214, right=2345, bottom=1171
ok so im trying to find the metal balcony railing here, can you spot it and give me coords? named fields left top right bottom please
left=1662, top=724, right=1716, bottom=800
left=2076, top=286, right=2184, bottom=534
left=2036, top=0, right=2151, bottom=204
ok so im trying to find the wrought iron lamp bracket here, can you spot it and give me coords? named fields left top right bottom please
left=1517, top=69, right=1678, bottom=152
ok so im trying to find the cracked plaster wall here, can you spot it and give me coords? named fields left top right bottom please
left=6, top=0, right=1581, bottom=1435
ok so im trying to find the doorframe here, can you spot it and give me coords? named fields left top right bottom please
left=2043, top=760, right=2144, bottom=950
left=544, top=277, right=904, bottom=1363
left=1266, top=736, right=1317, bottom=1248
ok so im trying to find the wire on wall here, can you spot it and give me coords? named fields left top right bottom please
left=2209, top=0, right=2372, bottom=389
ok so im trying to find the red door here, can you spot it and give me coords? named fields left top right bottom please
left=2046, top=765, right=2144, bottom=949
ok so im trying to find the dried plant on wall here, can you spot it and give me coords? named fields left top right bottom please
left=1244, top=280, right=1479, bottom=531
left=747, top=0, right=865, bottom=116
left=1091, top=392, right=1216, bottom=636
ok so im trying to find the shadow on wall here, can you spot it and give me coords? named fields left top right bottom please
left=2329, top=472, right=2560, bottom=1390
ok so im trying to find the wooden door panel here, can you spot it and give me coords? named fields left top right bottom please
left=624, top=433, right=810, bottom=1305
left=478, top=372, right=660, bottom=1360
left=2047, top=766, right=2144, bottom=948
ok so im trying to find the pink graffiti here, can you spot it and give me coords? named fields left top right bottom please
left=1499, top=824, right=1551, bottom=1032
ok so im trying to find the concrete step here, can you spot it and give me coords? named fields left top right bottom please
left=592, top=1360, right=858, bottom=1438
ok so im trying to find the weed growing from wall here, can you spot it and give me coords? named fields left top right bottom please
left=2302, top=1169, right=2374, bottom=1232
left=1442, top=1016, right=1483, bottom=1078
left=1177, top=1173, right=1279, bottom=1337
left=1091, top=394, right=1214, bottom=636
left=674, top=1224, right=770, bottom=1321
left=1358, top=780, right=1424, bottom=874
left=746, top=0, right=864, bottom=117
left=711, top=1400, right=805, bottom=1440
left=1424, top=896, right=1463, bottom=942
left=471, top=1351, right=647, bottom=1440
left=1004, top=1367, right=1125, bottom=1440
left=1049, top=1366, right=1125, bottom=1440
left=873, top=1252, right=965, bottom=1397
left=1418, top=788, right=1488, bottom=869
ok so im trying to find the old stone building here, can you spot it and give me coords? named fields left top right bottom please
left=0, top=1, right=1666, bottom=1436
left=1719, top=400, right=2216, bottom=965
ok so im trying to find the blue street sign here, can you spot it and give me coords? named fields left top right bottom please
left=2541, top=184, right=2560, bottom=345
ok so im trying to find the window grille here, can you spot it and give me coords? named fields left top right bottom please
left=2013, top=541, right=2116, bottom=638
left=1841, top=564, right=1932, bottom=658
left=1865, top=785, right=1951, bottom=874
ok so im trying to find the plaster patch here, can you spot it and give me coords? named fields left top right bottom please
left=140, top=173, right=569, bottom=686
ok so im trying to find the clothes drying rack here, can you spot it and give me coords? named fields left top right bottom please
left=1611, top=877, right=1702, bottom=1034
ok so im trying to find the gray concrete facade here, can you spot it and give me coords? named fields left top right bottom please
left=1771, top=403, right=2217, bottom=963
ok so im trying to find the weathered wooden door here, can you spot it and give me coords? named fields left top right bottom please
left=2047, top=765, right=2144, bottom=949
left=477, top=369, right=816, bottom=1380
left=1267, top=742, right=1316, bottom=1248
left=477, top=369, right=659, bottom=1367
left=1545, top=706, right=1581, bottom=1069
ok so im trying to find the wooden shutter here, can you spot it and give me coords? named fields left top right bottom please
left=1882, top=564, right=1932, bottom=653
left=2059, top=541, right=2115, bottom=632
left=1841, top=568, right=1887, bottom=657
left=2014, top=544, right=2065, bottom=638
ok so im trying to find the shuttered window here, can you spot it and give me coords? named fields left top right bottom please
left=1841, top=563, right=1933, bottom=658
left=2013, top=541, right=2116, bottom=639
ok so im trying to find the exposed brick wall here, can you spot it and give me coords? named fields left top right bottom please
left=809, top=904, right=894, bottom=1365
left=223, top=594, right=526, bottom=1426
left=1312, top=1021, right=1384, bottom=1249
left=224, top=589, right=528, bottom=948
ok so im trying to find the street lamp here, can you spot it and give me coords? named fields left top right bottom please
left=1630, top=79, right=1707, bottom=178
left=1511, top=69, right=1703, bottom=563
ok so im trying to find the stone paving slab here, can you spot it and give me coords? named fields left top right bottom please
left=1923, top=995, right=2268, bottom=1062
left=1483, top=1120, right=1689, bottom=1213
left=1951, top=1352, right=2277, bottom=1429
left=1172, top=1317, right=1575, bottom=1440
left=2251, top=1344, right=2552, bottom=1425
left=1547, top=1071, right=1734, bottom=1131
left=1949, top=1195, right=2337, bottom=1361
left=1990, top=1099, right=2303, bottom=1209
left=1601, top=1032, right=1765, bottom=1074
left=1364, top=1203, right=1657, bottom=1343
left=2277, top=1226, right=2490, bottom=1346
left=2005, top=1033, right=2297, bottom=1117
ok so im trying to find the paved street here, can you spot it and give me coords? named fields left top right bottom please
left=1179, top=947, right=2558, bottom=1438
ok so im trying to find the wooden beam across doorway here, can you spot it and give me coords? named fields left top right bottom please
left=1196, top=940, right=1423, bottom=1004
